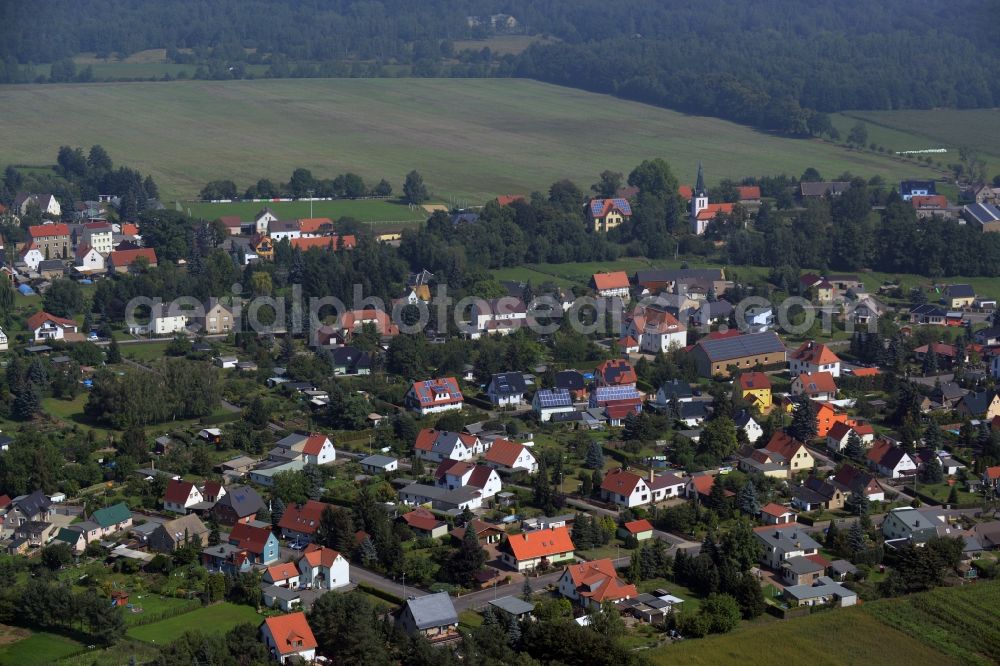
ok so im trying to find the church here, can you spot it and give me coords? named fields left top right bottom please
left=689, top=163, right=734, bottom=235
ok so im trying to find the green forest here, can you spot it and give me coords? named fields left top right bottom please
left=2, top=1, right=997, bottom=133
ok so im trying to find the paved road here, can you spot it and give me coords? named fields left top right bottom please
left=350, top=564, right=429, bottom=601
left=564, top=497, right=702, bottom=552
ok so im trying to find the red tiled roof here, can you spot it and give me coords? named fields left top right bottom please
left=914, top=343, right=956, bottom=357
left=738, top=185, right=761, bottom=201
left=121, top=223, right=140, bottom=236
left=678, top=185, right=693, bottom=200
left=297, top=217, right=334, bottom=234
left=851, top=367, right=879, bottom=377
left=401, top=507, right=444, bottom=532
left=827, top=421, right=853, bottom=441
left=791, top=342, right=841, bottom=366
left=28, top=223, right=69, bottom=238
left=739, top=372, right=771, bottom=391
left=595, top=358, right=637, bottom=386
left=911, top=195, right=947, bottom=210
left=696, top=203, right=734, bottom=220
left=302, top=543, right=341, bottom=568
left=290, top=235, right=356, bottom=251
left=26, top=311, right=77, bottom=331
left=760, top=502, right=792, bottom=517
left=228, top=522, right=273, bottom=554
left=109, top=247, right=157, bottom=266
left=466, top=465, right=496, bottom=489
left=483, top=439, right=526, bottom=467
left=562, top=559, right=637, bottom=603
left=985, top=466, right=1000, bottom=480
left=623, top=519, right=653, bottom=534
left=496, top=195, right=525, bottom=206
left=435, top=459, right=475, bottom=480
left=409, top=378, right=463, bottom=406
left=764, top=432, right=806, bottom=461
left=301, top=434, right=331, bottom=456
left=618, top=336, right=639, bottom=348
left=265, top=561, right=299, bottom=582
left=278, top=500, right=330, bottom=535
left=504, top=526, right=574, bottom=561
left=796, top=371, right=838, bottom=395
left=592, top=271, right=630, bottom=291
left=262, top=612, right=317, bottom=656
left=164, top=479, right=196, bottom=504
left=707, top=329, right=743, bottom=340
left=218, top=215, right=242, bottom=228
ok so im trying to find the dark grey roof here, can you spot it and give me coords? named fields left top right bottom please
left=214, top=485, right=264, bottom=517
left=37, top=260, right=65, bottom=271
left=696, top=332, right=785, bottom=362
left=829, top=559, right=858, bottom=575
left=909, top=303, right=948, bottom=317
left=793, top=485, right=829, bottom=506
left=489, top=596, right=534, bottom=616
left=963, top=202, right=1000, bottom=225
left=360, top=454, right=397, bottom=467
left=679, top=401, right=709, bottom=420
left=489, top=372, right=527, bottom=396
left=945, top=284, right=975, bottom=298
left=783, top=555, right=824, bottom=575
left=331, top=346, right=371, bottom=370
left=960, top=390, right=998, bottom=416
left=262, top=584, right=301, bottom=601
left=555, top=370, right=586, bottom=391
left=800, top=181, right=850, bottom=197
left=13, top=490, right=51, bottom=519
left=404, top=592, right=458, bottom=630
left=658, top=379, right=693, bottom=400
left=755, top=527, right=821, bottom=552
left=901, top=180, right=937, bottom=195
left=451, top=212, right=480, bottom=225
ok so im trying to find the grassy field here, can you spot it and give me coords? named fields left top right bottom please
left=0, top=630, right=84, bottom=666
left=833, top=109, right=1000, bottom=175
left=863, top=581, right=1000, bottom=666
left=126, top=602, right=262, bottom=643
left=0, top=79, right=939, bottom=202
left=648, top=606, right=959, bottom=666
left=57, top=640, right=159, bottom=666
left=182, top=198, right=427, bottom=224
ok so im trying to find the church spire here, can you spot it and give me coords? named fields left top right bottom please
left=695, top=162, right=705, bottom=195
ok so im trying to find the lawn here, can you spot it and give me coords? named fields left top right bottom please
left=120, top=340, right=174, bottom=362
left=648, top=606, right=959, bottom=666
left=57, top=640, right=159, bottom=666
left=913, top=482, right=981, bottom=507
left=181, top=198, right=427, bottom=225
left=833, top=109, right=1000, bottom=176
left=122, top=594, right=200, bottom=627
left=126, top=602, right=262, bottom=643
left=0, top=79, right=937, bottom=202
left=0, top=631, right=84, bottom=666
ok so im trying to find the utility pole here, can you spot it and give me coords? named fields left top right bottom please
left=401, top=571, right=406, bottom=599
left=308, top=189, right=314, bottom=218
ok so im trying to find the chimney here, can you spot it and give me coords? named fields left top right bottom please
left=649, top=467, right=655, bottom=483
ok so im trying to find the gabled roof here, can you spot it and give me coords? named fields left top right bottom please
left=592, top=271, right=631, bottom=291
left=290, top=235, right=357, bottom=251
left=795, top=371, right=837, bottom=395
left=563, top=558, right=638, bottom=603
left=409, top=378, right=463, bottom=406
left=659, top=378, right=694, bottom=400
left=262, top=612, right=318, bottom=655
left=414, top=429, right=479, bottom=455
left=213, top=485, right=264, bottom=518
left=297, top=217, right=334, bottom=233
left=696, top=202, right=734, bottom=220
left=402, top=592, right=458, bottom=630
left=164, top=479, right=197, bottom=504
left=791, top=341, right=840, bottom=366
left=738, top=372, right=771, bottom=391
left=695, top=332, right=785, bottom=362
left=534, top=388, right=573, bottom=409
left=503, top=526, right=575, bottom=561
left=911, top=195, right=948, bottom=210
left=278, top=500, right=330, bottom=535
left=555, top=370, right=586, bottom=391
left=301, top=543, right=341, bottom=568
left=760, top=502, right=793, bottom=518
left=265, top=561, right=299, bottom=582
left=218, top=215, right=243, bottom=228
left=595, top=359, right=637, bottom=386
left=589, top=198, right=633, bottom=218
left=650, top=472, right=685, bottom=490
left=764, top=432, right=807, bottom=461
left=301, top=434, right=332, bottom=456
left=92, top=502, right=130, bottom=529
left=26, top=311, right=77, bottom=331
left=401, top=507, right=445, bottom=532
left=737, top=185, right=761, bottom=200
left=228, top=521, right=273, bottom=554
left=109, top=247, right=157, bottom=266
left=158, top=513, right=209, bottom=540
left=959, top=390, right=999, bottom=415
left=483, top=438, right=529, bottom=467
left=623, top=519, right=654, bottom=534
left=28, top=223, right=69, bottom=238
left=489, top=372, right=527, bottom=396
left=12, top=490, right=50, bottom=518
left=826, top=421, right=855, bottom=441
left=601, top=468, right=644, bottom=495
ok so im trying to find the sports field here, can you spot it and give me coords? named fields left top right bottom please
left=0, top=78, right=939, bottom=202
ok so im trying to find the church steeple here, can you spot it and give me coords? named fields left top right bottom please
left=695, top=162, right=705, bottom=195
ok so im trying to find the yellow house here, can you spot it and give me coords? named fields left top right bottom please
left=588, top=198, right=632, bottom=233
left=942, top=284, right=975, bottom=309
left=737, top=372, right=772, bottom=410
left=253, top=235, right=274, bottom=261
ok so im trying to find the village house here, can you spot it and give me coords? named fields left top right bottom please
left=199, top=299, right=235, bottom=334
left=942, top=284, right=975, bottom=309
left=882, top=507, right=942, bottom=544
left=957, top=391, right=1000, bottom=420
left=689, top=164, right=735, bottom=235
left=209, top=485, right=264, bottom=525
left=830, top=465, right=885, bottom=502
left=963, top=202, right=1000, bottom=231
left=780, top=555, right=826, bottom=586
left=532, top=388, right=575, bottom=422
left=396, top=592, right=459, bottom=643
left=75, top=502, right=132, bottom=543
left=74, top=244, right=104, bottom=273
left=81, top=221, right=114, bottom=254
left=263, top=561, right=300, bottom=589
left=735, top=411, right=764, bottom=443
left=654, top=379, right=694, bottom=408
left=360, top=454, right=399, bottom=475
left=792, top=476, right=845, bottom=512
left=260, top=612, right=318, bottom=664
left=591, top=271, right=631, bottom=299
left=826, top=422, right=875, bottom=453
left=783, top=576, right=858, bottom=608
left=469, top=297, right=527, bottom=337
left=450, top=518, right=505, bottom=546
left=622, top=306, right=687, bottom=353
left=297, top=544, right=349, bottom=590
left=268, top=219, right=301, bottom=241
left=800, top=181, right=850, bottom=198
left=866, top=440, right=918, bottom=479
left=738, top=432, right=815, bottom=478
left=789, top=341, right=841, bottom=377
left=108, top=247, right=157, bottom=273
left=434, top=460, right=502, bottom=500
left=558, top=559, right=638, bottom=608
left=148, top=514, right=210, bottom=552
left=406, top=378, right=464, bottom=415
left=691, top=332, right=786, bottom=378
left=14, top=193, right=61, bottom=217
left=271, top=432, right=337, bottom=466
left=413, top=429, right=482, bottom=463
left=588, top=198, right=632, bottom=233
left=278, top=500, right=332, bottom=544
left=499, top=525, right=576, bottom=571
left=163, top=479, right=204, bottom=514
left=486, top=372, right=528, bottom=407
left=27, top=223, right=71, bottom=259
left=1, top=491, right=52, bottom=539
left=754, top=524, right=822, bottom=569
left=19, top=243, right=44, bottom=271
left=619, top=519, right=654, bottom=542
left=600, top=468, right=653, bottom=508
left=482, top=438, right=538, bottom=474
left=590, top=359, right=643, bottom=418
left=400, top=507, right=450, bottom=539
left=27, top=311, right=80, bottom=342
left=759, top=503, right=796, bottom=525
left=791, top=372, right=838, bottom=401
left=736, top=372, right=772, bottom=410
left=329, top=346, right=372, bottom=376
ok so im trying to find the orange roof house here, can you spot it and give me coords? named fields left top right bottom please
left=814, top=402, right=853, bottom=438
left=289, top=234, right=356, bottom=251
left=260, top=612, right=317, bottom=661
left=496, top=195, right=525, bottom=207
left=558, top=559, right=638, bottom=608
left=263, top=561, right=299, bottom=585
left=595, top=358, right=638, bottom=387
left=592, top=271, right=631, bottom=296
left=108, top=247, right=157, bottom=273
left=500, top=526, right=575, bottom=571
left=28, top=223, right=70, bottom=239
left=297, top=217, right=334, bottom=234
left=738, top=185, right=762, bottom=201
left=792, top=371, right=838, bottom=400
left=738, top=371, right=772, bottom=409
